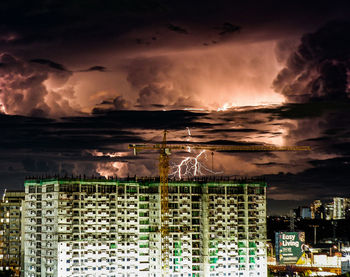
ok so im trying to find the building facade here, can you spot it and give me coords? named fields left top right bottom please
left=310, top=200, right=322, bottom=219
left=0, top=190, right=25, bottom=276
left=23, top=177, right=267, bottom=277
left=333, top=197, right=346, bottom=220
left=300, top=207, right=311, bottom=219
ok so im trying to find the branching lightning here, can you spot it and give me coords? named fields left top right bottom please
left=186, top=127, right=191, bottom=139
left=0, top=102, right=7, bottom=114
left=170, top=128, right=223, bottom=179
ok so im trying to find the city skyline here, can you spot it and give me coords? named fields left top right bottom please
left=0, top=1, right=350, bottom=215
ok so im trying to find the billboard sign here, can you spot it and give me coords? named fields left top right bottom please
left=275, top=232, right=305, bottom=264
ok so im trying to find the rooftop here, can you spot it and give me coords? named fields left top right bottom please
left=24, top=175, right=267, bottom=186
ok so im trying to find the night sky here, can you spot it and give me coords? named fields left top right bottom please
left=0, top=0, right=350, bottom=215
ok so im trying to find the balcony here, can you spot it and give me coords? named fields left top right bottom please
left=85, top=203, right=95, bottom=209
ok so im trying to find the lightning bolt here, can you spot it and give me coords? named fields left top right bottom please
left=185, top=127, right=192, bottom=152
left=170, top=128, right=223, bottom=179
left=186, top=127, right=191, bottom=136
left=0, top=102, right=7, bottom=114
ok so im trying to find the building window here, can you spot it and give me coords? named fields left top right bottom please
left=46, top=185, right=54, bottom=192
left=29, top=186, right=36, bottom=193
left=179, top=186, right=190, bottom=193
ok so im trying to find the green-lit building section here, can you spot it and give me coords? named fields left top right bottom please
left=23, top=177, right=267, bottom=277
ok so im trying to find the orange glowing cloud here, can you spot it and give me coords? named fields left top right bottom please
left=1, top=39, right=287, bottom=117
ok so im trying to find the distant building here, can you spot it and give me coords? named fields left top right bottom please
left=345, top=199, right=350, bottom=219
left=333, top=197, right=346, bottom=220
left=324, top=202, right=334, bottom=220
left=0, top=190, right=25, bottom=276
left=300, top=206, right=311, bottom=219
left=23, top=177, right=267, bottom=277
left=310, top=198, right=350, bottom=220
left=294, top=206, right=311, bottom=219
left=310, top=200, right=322, bottom=219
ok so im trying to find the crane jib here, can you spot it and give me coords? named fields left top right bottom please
left=129, top=144, right=311, bottom=152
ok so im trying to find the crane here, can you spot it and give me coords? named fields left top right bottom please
left=129, top=130, right=311, bottom=275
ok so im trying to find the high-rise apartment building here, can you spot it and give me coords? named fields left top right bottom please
left=23, top=177, right=267, bottom=277
left=333, top=197, right=346, bottom=220
left=0, top=190, right=25, bottom=276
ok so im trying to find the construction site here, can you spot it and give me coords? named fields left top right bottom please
left=19, top=131, right=310, bottom=277
left=23, top=176, right=267, bottom=277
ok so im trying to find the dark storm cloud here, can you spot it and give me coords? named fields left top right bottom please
left=82, top=66, right=107, bottom=72
left=0, top=113, right=141, bottom=152
left=236, top=102, right=350, bottom=122
left=0, top=53, right=51, bottom=116
left=0, top=109, right=214, bottom=189
left=0, top=52, right=112, bottom=117
left=111, top=96, right=128, bottom=110
left=166, top=24, right=188, bottom=34
left=216, top=22, right=241, bottom=36
left=0, top=53, right=74, bottom=116
left=31, top=59, right=107, bottom=73
left=88, top=110, right=211, bottom=130
left=125, top=57, right=201, bottom=109
left=265, top=157, right=350, bottom=200
left=0, top=0, right=348, bottom=117
left=30, top=59, right=68, bottom=71
left=200, top=140, right=261, bottom=146
left=0, top=106, right=297, bottom=191
left=0, top=102, right=349, bottom=216
left=0, top=0, right=350, bottom=214
left=205, top=101, right=350, bottom=207
left=94, top=96, right=130, bottom=111
left=206, top=128, right=258, bottom=133
left=256, top=101, right=350, bottom=206
left=22, top=157, right=58, bottom=172
left=0, top=0, right=348, bottom=62
left=273, top=21, right=350, bottom=102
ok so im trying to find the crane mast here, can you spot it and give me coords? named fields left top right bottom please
left=129, top=130, right=311, bottom=275
left=159, top=131, right=170, bottom=275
